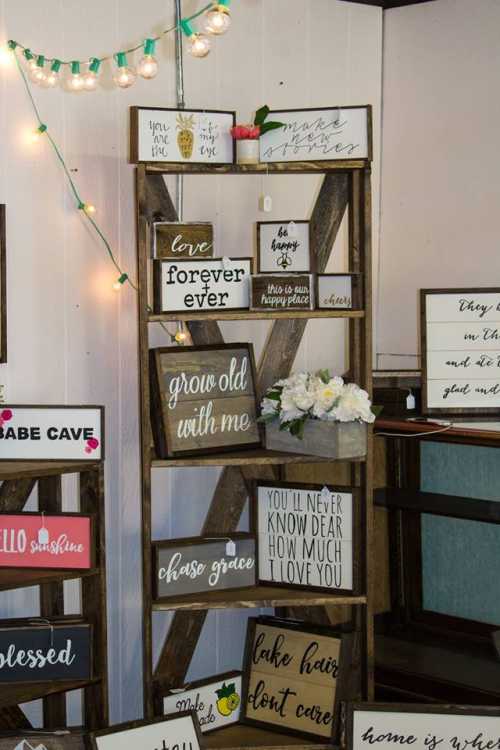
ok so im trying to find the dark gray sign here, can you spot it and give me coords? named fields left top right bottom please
left=0, top=733, right=85, bottom=750
left=0, top=623, right=91, bottom=683
left=153, top=534, right=256, bottom=600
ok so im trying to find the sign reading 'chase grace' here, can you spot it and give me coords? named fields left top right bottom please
left=0, top=406, right=104, bottom=461
left=0, top=513, right=92, bottom=570
left=0, top=622, right=91, bottom=683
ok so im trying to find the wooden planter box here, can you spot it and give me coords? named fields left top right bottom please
left=265, top=419, right=368, bottom=459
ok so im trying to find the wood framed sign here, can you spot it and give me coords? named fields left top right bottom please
left=153, top=533, right=256, bottom=601
left=0, top=406, right=104, bottom=461
left=154, top=222, right=214, bottom=260
left=250, top=274, right=314, bottom=311
left=90, top=712, right=203, bottom=750
left=242, top=616, right=354, bottom=740
left=257, top=221, right=312, bottom=273
left=163, top=671, right=243, bottom=732
left=0, top=512, right=93, bottom=570
left=316, top=273, right=362, bottom=310
left=130, top=106, right=235, bottom=164
left=254, top=482, right=357, bottom=593
left=149, top=343, right=261, bottom=458
left=152, top=258, right=252, bottom=314
left=348, top=703, right=500, bottom=750
left=0, top=620, right=91, bottom=683
left=259, top=106, right=372, bottom=163
left=0, top=205, right=6, bottom=364
left=421, top=288, right=500, bottom=414
left=0, top=730, right=86, bottom=750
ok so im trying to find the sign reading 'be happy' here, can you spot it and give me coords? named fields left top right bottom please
left=0, top=407, right=104, bottom=461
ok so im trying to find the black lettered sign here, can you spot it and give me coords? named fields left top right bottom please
left=242, top=616, right=355, bottom=740
left=163, top=671, right=243, bottom=732
left=91, top=712, right=203, bottom=750
left=0, top=622, right=91, bottom=683
left=154, top=534, right=256, bottom=600
left=250, top=275, right=314, bottom=311
left=149, top=344, right=261, bottom=458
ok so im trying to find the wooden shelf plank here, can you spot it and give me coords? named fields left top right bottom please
left=152, top=585, right=366, bottom=611
left=375, top=416, right=500, bottom=447
left=203, top=724, right=335, bottom=750
left=0, top=461, right=101, bottom=481
left=151, top=448, right=366, bottom=468
left=375, top=487, right=500, bottom=524
left=0, top=678, right=102, bottom=708
left=144, top=161, right=367, bottom=175
left=149, top=310, right=365, bottom=322
left=0, top=567, right=99, bottom=592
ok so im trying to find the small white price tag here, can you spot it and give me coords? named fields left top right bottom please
left=320, top=486, right=331, bottom=503
left=38, top=525, right=49, bottom=545
left=406, top=392, right=416, bottom=410
left=287, top=221, right=298, bottom=238
left=259, top=195, right=273, bottom=213
left=226, top=540, right=236, bottom=557
left=222, top=257, right=232, bottom=270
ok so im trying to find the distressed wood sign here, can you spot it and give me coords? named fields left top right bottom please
left=255, top=482, right=356, bottom=593
left=163, top=671, right=243, bottom=732
left=153, top=534, right=256, bottom=600
left=153, top=258, right=252, bottom=313
left=250, top=274, right=314, bottom=311
left=0, top=205, right=6, bottom=363
left=349, top=703, right=500, bottom=750
left=0, top=512, right=93, bottom=569
left=91, top=712, right=202, bottom=750
left=259, top=106, right=371, bottom=163
left=242, top=616, right=353, bottom=740
left=0, top=731, right=86, bottom=750
left=257, top=221, right=312, bottom=273
left=150, top=344, right=261, bottom=458
left=130, top=106, right=235, bottom=164
left=154, top=222, right=214, bottom=260
left=421, top=288, right=500, bottom=414
left=0, top=621, right=91, bottom=683
left=317, top=274, right=362, bottom=310
left=0, top=406, right=104, bottom=461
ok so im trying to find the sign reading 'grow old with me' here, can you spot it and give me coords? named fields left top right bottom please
left=422, top=288, right=500, bottom=414
left=0, top=406, right=104, bottom=461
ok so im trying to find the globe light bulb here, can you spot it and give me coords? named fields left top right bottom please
left=137, top=55, right=158, bottom=79
left=113, top=273, right=128, bottom=291
left=204, top=5, right=231, bottom=35
left=83, top=71, right=98, bottom=90
left=84, top=203, right=96, bottom=214
left=45, top=59, right=61, bottom=88
left=68, top=61, right=84, bottom=91
left=30, top=65, right=46, bottom=85
left=113, top=52, right=136, bottom=88
left=188, top=33, right=211, bottom=58
left=0, top=45, right=13, bottom=67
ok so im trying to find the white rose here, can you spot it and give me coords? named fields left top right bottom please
left=311, top=376, right=344, bottom=419
left=280, top=386, right=307, bottom=422
left=332, top=383, right=375, bottom=423
left=261, top=397, right=278, bottom=416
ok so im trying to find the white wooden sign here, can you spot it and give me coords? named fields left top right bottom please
left=422, top=289, right=500, bottom=413
left=92, top=714, right=202, bottom=750
left=163, top=672, right=242, bottom=732
left=153, top=259, right=251, bottom=313
left=130, top=107, right=235, bottom=164
left=259, top=107, right=371, bottom=163
left=0, top=406, right=103, bottom=461
left=317, top=274, right=360, bottom=310
left=351, top=705, right=500, bottom=750
left=257, top=221, right=311, bottom=273
left=256, top=482, right=354, bottom=592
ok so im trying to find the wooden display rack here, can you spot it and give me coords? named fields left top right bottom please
left=0, top=461, right=108, bottom=730
left=135, top=159, right=374, bottom=745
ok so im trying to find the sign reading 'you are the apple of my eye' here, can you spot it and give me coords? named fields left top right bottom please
left=0, top=406, right=104, bottom=460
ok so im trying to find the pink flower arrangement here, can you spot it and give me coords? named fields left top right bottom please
left=85, top=437, right=100, bottom=454
left=0, top=409, right=12, bottom=428
left=230, top=124, right=261, bottom=140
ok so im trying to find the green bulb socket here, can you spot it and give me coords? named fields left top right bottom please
left=117, top=273, right=128, bottom=285
left=50, top=59, right=62, bottom=73
left=144, top=38, right=156, bottom=56
left=7, top=40, right=17, bottom=51
left=218, top=0, right=231, bottom=7
left=36, top=54, right=45, bottom=68
left=23, top=48, right=34, bottom=61
left=71, top=61, right=80, bottom=75
left=37, top=124, right=47, bottom=134
left=78, top=201, right=86, bottom=210
left=180, top=19, right=194, bottom=37
left=89, top=57, right=101, bottom=74
left=116, top=52, right=128, bottom=68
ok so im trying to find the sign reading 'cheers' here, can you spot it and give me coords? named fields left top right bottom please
left=0, top=513, right=92, bottom=569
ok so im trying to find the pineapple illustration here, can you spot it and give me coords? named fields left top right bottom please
left=215, top=682, right=240, bottom=717
left=177, top=113, right=196, bottom=159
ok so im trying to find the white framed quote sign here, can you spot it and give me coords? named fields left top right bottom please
left=421, top=288, right=500, bottom=414
left=130, top=107, right=235, bottom=164
left=255, top=482, right=356, bottom=593
left=259, top=106, right=371, bottom=163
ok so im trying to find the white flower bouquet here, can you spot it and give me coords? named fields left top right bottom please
left=259, top=370, right=376, bottom=440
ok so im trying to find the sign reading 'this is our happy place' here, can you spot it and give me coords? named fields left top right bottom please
left=0, top=407, right=104, bottom=461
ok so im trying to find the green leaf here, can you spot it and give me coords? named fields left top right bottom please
left=265, top=390, right=281, bottom=401
left=254, top=105, right=270, bottom=126
left=371, top=405, right=384, bottom=417
left=318, top=368, right=331, bottom=384
left=259, top=121, right=284, bottom=136
left=257, top=413, right=276, bottom=424
left=289, top=416, right=307, bottom=439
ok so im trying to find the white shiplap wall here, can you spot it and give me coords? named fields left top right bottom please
left=0, top=0, right=382, bottom=724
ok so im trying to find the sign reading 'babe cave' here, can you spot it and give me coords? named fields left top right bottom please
left=0, top=513, right=92, bottom=569
left=0, top=406, right=103, bottom=460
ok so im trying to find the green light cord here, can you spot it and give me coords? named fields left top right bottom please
left=8, top=3, right=213, bottom=66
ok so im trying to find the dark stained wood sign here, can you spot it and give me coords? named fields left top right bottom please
left=149, top=344, right=261, bottom=458
left=242, top=616, right=355, bottom=740
left=0, top=512, right=93, bottom=570
left=0, top=731, right=86, bottom=750
left=250, top=275, right=314, bottom=311
left=153, top=534, right=256, bottom=600
left=163, top=671, right=243, bottom=732
left=0, top=621, right=92, bottom=683
left=90, top=712, right=203, bottom=750
left=154, top=222, right=214, bottom=260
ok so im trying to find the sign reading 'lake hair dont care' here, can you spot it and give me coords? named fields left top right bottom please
left=130, top=107, right=235, bottom=164
left=0, top=513, right=92, bottom=569
left=422, top=288, right=500, bottom=413
left=0, top=406, right=104, bottom=461
left=149, top=344, right=261, bottom=457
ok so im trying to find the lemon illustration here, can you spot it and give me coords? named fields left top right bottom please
left=215, top=682, right=240, bottom=717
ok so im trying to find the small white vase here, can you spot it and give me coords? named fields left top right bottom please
left=236, top=139, right=260, bottom=165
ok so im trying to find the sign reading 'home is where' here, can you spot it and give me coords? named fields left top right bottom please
left=0, top=513, right=92, bottom=569
left=163, top=672, right=243, bottom=733
left=150, top=344, right=261, bottom=457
